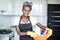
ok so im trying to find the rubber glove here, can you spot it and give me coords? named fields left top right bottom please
left=27, top=31, right=37, bottom=38
left=46, top=28, right=52, bottom=38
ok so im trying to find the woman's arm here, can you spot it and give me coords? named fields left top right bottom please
left=36, top=22, right=46, bottom=30
left=16, top=25, right=27, bottom=36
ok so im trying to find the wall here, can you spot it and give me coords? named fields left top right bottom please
left=0, top=16, right=47, bottom=27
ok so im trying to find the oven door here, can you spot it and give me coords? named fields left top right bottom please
left=9, top=33, right=14, bottom=40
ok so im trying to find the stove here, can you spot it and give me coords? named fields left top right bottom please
left=0, top=29, right=12, bottom=34
left=0, top=29, right=14, bottom=40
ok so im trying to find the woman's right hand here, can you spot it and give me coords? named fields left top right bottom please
left=27, top=31, right=38, bottom=38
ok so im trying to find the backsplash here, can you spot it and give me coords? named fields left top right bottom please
left=0, top=15, right=47, bottom=28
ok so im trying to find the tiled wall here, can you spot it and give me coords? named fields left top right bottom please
left=0, top=16, right=47, bottom=28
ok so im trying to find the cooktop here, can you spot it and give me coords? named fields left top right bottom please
left=0, top=29, right=12, bottom=34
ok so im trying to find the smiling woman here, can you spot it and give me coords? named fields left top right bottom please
left=15, top=1, right=52, bottom=40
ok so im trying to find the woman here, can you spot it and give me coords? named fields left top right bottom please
left=15, top=1, right=48, bottom=40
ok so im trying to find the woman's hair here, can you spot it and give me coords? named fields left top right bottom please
left=22, top=1, right=33, bottom=11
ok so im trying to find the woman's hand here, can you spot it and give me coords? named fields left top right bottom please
left=27, top=31, right=37, bottom=38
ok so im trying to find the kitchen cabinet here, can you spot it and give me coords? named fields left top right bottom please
left=0, top=0, right=16, bottom=15
left=0, top=0, right=47, bottom=16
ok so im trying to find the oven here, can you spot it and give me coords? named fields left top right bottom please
left=0, top=29, right=14, bottom=40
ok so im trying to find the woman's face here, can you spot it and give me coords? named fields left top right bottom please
left=23, top=6, right=31, bottom=17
